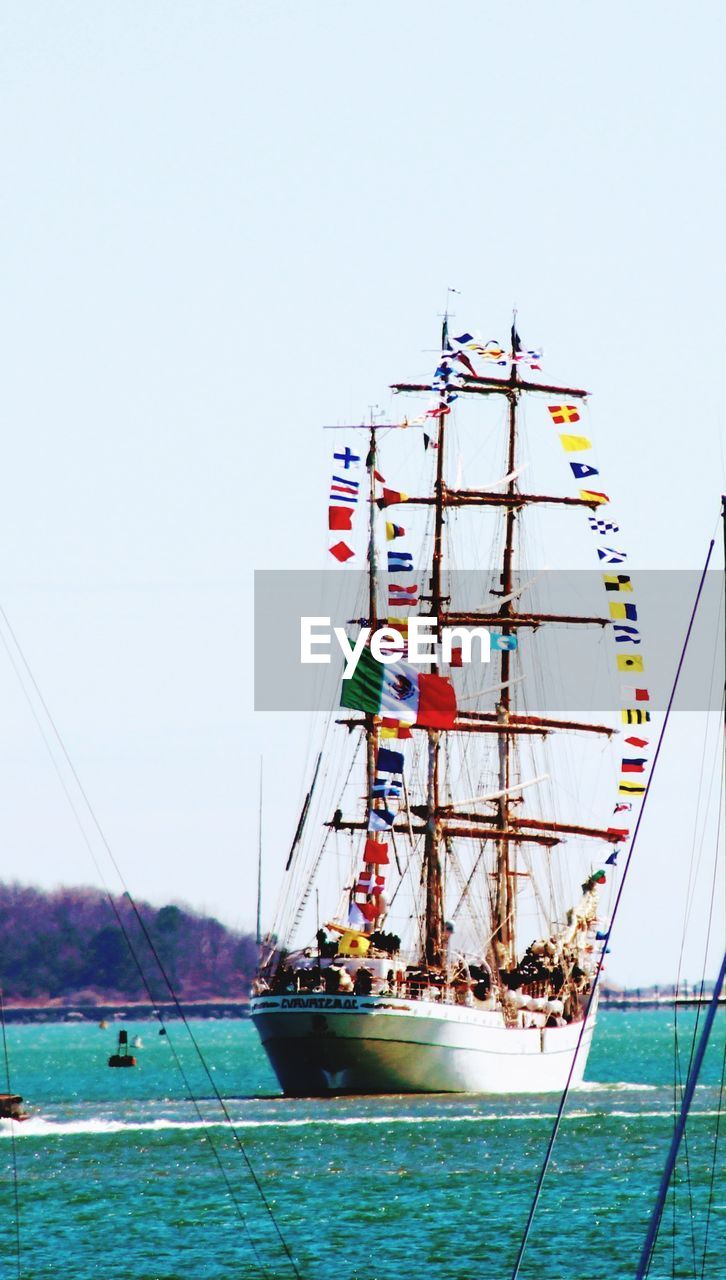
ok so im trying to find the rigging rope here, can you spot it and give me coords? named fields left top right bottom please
left=0, top=985, right=22, bottom=1280
left=509, top=536, right=716, bottom=1280
left=0, top=637, right=270, bottom=1271
left=699, top=1039, right=725, bottom=1278
left=0, top=605, right=303, bottom=1280
left=636, top=951, right=726, bottom=1280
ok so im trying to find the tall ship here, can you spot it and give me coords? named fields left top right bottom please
left=252, top=315, right=636, bottom=1095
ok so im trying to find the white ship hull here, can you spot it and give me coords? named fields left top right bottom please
left=251, top=992, right=597, bottom=1096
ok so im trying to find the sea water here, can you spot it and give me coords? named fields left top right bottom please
left=1, top=1010, right=723, bottom=1279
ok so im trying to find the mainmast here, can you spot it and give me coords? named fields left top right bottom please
left=422, top=317, right=450, bottom=969
left=491, top=322, right=524, bottom=967
left=492, top=321, right=520, bottom=972
left=423, top=316, right=520, bottom=971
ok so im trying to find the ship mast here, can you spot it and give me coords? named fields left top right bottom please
left=423, top=317, right=520, bottom=971
left=422, top=317, right=450, bottom=969
left=366, top=410, right=380, bottom=802
left=492, top=321, right=520, bottom=971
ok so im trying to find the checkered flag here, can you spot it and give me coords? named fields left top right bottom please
left=588, top=515, right=620, bottom=535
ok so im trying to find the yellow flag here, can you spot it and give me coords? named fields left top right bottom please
left=604, top=574, right=633, bottom=592
left=617, top=654, right=644, bottom=673
left=337, top=931, right=370, bottom=957
left=609, top=602, right=635, bottom=620
left=558, top=433, right=592, bottom=452
left=622, top=708, right=650, bottom=724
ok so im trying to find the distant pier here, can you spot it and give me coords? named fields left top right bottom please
left=600, top=989, right=724, bottom=1010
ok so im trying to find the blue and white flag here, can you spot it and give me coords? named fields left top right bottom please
left=571, top=462, right=600, bottom=480
left=613, top=624, right=641, bottom=644
left=368, top=808, right=396, bottom=832
left=334, top=447, right=360, bottom=470
left=372, top=777, right=402, bottom=799
left=388, top=551, right=414, bottom=572
left=597, top=546, right=627, bottom=564
left=588, top=515, right=620, bottom=534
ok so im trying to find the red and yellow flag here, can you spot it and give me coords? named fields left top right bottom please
left=580, top=488, right=609, bottom=505
left=548, top=404, right=581, bottom=424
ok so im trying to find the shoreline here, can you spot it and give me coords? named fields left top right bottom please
left=1, top=999, right=251, bottom=1023
left=1, top=994, right=722, bottom=1022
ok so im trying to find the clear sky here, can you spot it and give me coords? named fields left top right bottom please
left=0, top=2, right=723, bottom=985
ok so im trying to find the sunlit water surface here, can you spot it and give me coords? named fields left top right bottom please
left=1, top=1010, right=723, bottom=1279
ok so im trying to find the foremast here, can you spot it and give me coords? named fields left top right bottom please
left=365, top=413, right=380, bottom=806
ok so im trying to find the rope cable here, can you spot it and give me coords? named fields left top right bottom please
left=699, top=1039, right=725, bottom=1278
left=0, top=606, right=302, bottom=1280
left=0, top=628, right=273, bottom=1274
left=509, top=536, right=716, bottom=1280
left=0, top=985, right=22, bottom=1280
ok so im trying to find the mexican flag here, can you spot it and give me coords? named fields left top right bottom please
left=341, top=646, right=456, bottom=729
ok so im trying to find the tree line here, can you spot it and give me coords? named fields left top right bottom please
left=0, top=882, right=258, bottom=1002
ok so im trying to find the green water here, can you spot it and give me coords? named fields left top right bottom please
left=1, top=1010, right=723, bottom=1279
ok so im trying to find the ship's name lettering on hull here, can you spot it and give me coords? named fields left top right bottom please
left=280, top=996, right=358, bottom=1011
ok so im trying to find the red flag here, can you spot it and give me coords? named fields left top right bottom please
left=357, top=900, right=378, bottom=921
left=364, top=838, right=389, bottom=865
left=417, top=673, right=457, bottom=729
left=377, top=488, right=409, bottom=509
left=625, top=735, right=649, bottom=748
left=329, top=507, right=353, bottom=531
left=453, top=351, right=478, bottom=377
left=449, top=646, right=463, bottom=668
left=329, top=541, right=354, bottom=562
